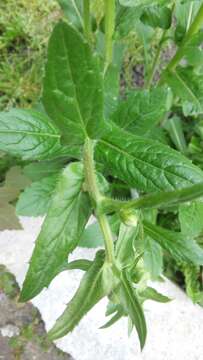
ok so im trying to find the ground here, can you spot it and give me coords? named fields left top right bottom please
left=0, top=265, right=73, bottom=360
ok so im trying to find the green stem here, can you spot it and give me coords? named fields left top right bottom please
left=146, top=3, right=175, bottom=88
left=165, top=3, right=203, bottom=72
left=83, top=138, right=114, bottom=263
left=145, top=30, right=167, bottom=89
left=101, top=182, right=203, bottom=213
left=104, top=0, right=115, bottom=71
left=83, top=0, right=92, bottom=44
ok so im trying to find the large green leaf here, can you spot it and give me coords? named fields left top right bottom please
left=143, top=220, right=203, bottom=265
left=96, top=123, right=203, bottom=193
left=20, top=162, right=91, bottom=302
left=112, top=87, right=171, bottom=135
left=43, top=21, right=104, bottom=145
left=0, top=109, right=66, bottom=160
left=16, top=175, right=58, bottom=217
left=23, top=160, right=65, bottom=182
left=48, top=250, right=105, bottom=340
left=120, top=270, right=147, bottom=349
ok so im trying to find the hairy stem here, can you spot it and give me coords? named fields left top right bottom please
left=83, top=0, right=92, bottom=44
left=104, top=0, right=115, bottom=72
left=164, top=3, right=203, bottom=72
left=83, top=138, right=114, bottom=263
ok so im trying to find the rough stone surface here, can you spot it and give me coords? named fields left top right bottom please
left=0, top=263, right=72, bottom=360
left=0, top=217, right=203, bottom=360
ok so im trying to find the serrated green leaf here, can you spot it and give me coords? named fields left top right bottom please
left=179, top=201, right=203, bottom=238
left=48, top=250, right=105, bottom=340
left=143, top=220, right=203, bottom=265
left=96, top=123, right=203, bottom=193
left=20, top=162, right=91, bottom=302
left=43, top=21, right=104, bottom=145
left=16, top=175, right=58, bottom=217
left=0, top=109, right=65, bottom=161
left=112, top=87, right=171, bottom=135
left=120, top=270, right=147, bottom=349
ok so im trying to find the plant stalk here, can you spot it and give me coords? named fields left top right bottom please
left=83, top=0, right=92, bottom=44
left=146, top=2, right=175, bottom=88
left=101, top=182, right=203, bottom=213
left=83, top=138, right=114, bottom=263
left=104, top=0, right=115, bottom=71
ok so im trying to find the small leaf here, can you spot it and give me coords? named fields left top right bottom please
left=48, top=250, right=105, bottom=340
left=100, top=311, right=123, bottom=329
left=20, top=162, right=91, bottom=302
left=120, top=270, right=147, bottom=349
left=96, top=123, right=203, bottom=193
left=0, top=203, right=22, bottom=230
left=16, top=175, right=58, bottom=217
left=139, top=287, right=171, bottom=303
left=143, top=220, right=203, bottom=266
left=0, top=109, right=65, bottom=161
left=43, top=21, right=105, bottom=145
left=141, top=5, right=172, bottom=29
left=57, top=259, right=93, bottom=274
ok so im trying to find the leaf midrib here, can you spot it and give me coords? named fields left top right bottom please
left=99, top=138, right=196, bottom=185
left=0, top=129, right=60, bottom=138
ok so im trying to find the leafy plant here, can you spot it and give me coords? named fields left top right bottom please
left=1, top=0, right=203, bottom=351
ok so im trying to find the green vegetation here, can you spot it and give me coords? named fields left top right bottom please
left=1, top=0, right=203, bottom=352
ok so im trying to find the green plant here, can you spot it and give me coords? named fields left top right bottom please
left=1, top=0, right=203, bottom=351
